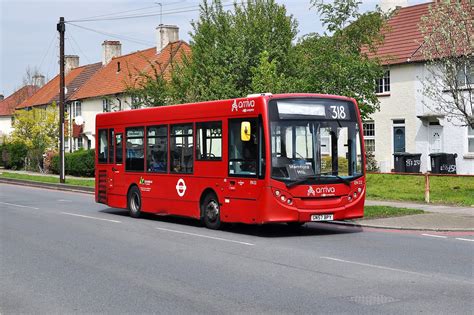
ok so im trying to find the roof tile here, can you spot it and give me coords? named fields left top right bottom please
left=0, top=85, right=38, bottom=116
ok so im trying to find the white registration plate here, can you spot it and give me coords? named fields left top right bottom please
left=311, top=214, right=334, bottom=221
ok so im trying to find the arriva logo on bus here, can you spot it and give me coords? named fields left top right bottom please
left=307, top=186, right=336, bottom=196
left=231, top=99, right=255, bottom=113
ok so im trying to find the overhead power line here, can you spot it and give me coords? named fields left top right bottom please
left=72, top=1, right=187, bottom=21
left=66, top=1, right=236, bottom=23
left=67, top=23, right=155, bottom=46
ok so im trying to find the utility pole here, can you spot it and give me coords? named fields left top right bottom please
left=57, top=17, right=66, bottom=184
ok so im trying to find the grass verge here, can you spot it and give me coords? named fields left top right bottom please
left=363, top=205, right=424, bottom=220
left=366, top=173, right=474, bottom=207
left=0, top=171, right=94, bottom=187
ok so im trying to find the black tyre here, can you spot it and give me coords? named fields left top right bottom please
left=128, top=186, right=142, bottom=218
left=201, top=193, right=221, bottom=230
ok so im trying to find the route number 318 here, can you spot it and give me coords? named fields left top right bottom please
left=330, top=105, right=346, bottom=119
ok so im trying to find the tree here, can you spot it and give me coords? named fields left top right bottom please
left=22, top=66, right=42, bottom=87
left=292, top=0, right=388, bottom=119
left=418, top=0, right=473, bottom=128
left=173, top=0, right=298, bottom=102
left=250, top=51, right=285, bottom=93
left=10, top=103, right=60, bottom=172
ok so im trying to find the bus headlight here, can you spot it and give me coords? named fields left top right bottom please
left=274, top=190, right=280, bottom=197
left=287, top=198, right=293, bottom=205
left=280, top=195, right=287, bottom=202
left=357, top=187, right=362, bottom=193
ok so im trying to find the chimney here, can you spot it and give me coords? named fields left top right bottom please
left=32, top=74, right=45, bottom=88
left=65, top=55, right=80, bottom=75
left=102, top=40, right=122, bottom=65
left=156, top=24, right=179, bottom=53
left=0, top=94, right=4, bottom=101
left=380, top=0, right=408, bottom=13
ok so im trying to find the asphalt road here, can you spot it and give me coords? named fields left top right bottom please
left=1, top=183, right=473, bottom=314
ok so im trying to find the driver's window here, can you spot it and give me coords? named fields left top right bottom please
left=229, top=118, right=258, bottom=176
left=196, top=121, right=222, bottom=161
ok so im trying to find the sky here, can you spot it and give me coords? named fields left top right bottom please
left=0, top=0, right=427, bottom=96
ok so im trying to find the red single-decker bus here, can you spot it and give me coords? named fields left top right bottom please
left=96, top=93, right=366, bottom=229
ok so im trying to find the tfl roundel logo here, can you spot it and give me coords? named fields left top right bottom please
left=176, top=178, right=187, bottom=197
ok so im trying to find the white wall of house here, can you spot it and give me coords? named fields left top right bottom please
left=370, top=63, right=418, bottom=172
left=415, top=65, right=474, bottom=174
left=80, top=94, right=133, bottom=149
left=370, top=62, right=474, bottom=174
left=0, top=116, right=13, bottom=137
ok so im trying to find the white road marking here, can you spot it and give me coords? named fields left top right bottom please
left=0, top=201, right=39, bottom=210
left=57, top=199, right=72, bottom=202
left=455, top=238, right=474, bottom=242
left=320, top=256, right=432, bottom=277
left=61, top=212, right=121, bottom=223
left=155, top=227, right=255, bottom=246
left=422, top=234, right=448, bottom=239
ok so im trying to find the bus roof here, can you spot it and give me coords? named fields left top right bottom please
left=96, top=93, right=357, bottom=127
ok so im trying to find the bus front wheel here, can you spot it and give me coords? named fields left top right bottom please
left=128, top=186, right=142, bottom=218
left=201, top=193, right=221, bottom=230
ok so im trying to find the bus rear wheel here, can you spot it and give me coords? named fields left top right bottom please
left=128, top=186, right=142, bottom=218
left=201, top=193, right=221, bottom=230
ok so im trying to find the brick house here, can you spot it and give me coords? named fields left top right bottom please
left=0, top=84, right=39, bottom=138
left=18, top=25, right=189, bottom=152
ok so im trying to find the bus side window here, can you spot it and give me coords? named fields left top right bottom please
left=170, top=124, right=193, bottom=174
left=147, top=125, right=168, bottom=173
left=196, top=121, right=222, bottom=160
left=229, top=118, right=258, bottom=176
left=108, top=129, right=114, bottom=164
left=126, top=127, right=145, bottom=172
left=115, top=134, right=123, bottom=164
left=98, top=129, right=108, bottom=164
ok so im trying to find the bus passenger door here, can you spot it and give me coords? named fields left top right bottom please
left=109, top=129, right=126, bottom=207
left=225, top=118, right=265, bottom=222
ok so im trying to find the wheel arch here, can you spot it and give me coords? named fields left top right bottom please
left=199, top=188, right=218, bottom=218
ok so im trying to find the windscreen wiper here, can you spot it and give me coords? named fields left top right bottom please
left=318, top=172, right=351, bottom=186
left=286, top=172, right=351, bottom=188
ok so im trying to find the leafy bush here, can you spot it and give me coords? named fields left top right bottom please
left=365, top=151, right=380, bottom=172
left=1, top=141, right=28, bottom=170
left=51, top=149, right=95, bottom=177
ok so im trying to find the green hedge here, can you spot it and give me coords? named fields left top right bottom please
left=1, top=141, right=28, bottom=169
left=51, top=149, right=95, bottom=177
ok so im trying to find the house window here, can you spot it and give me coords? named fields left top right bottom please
left=376, top=70, right=390, bottom=94
left=363, top=121, right=375, bottom=152
left=73, top=101, right=82, bottom=117
left=77, top=137, right=83, bottom=149
left=103, top=99, right=111, bottom=112
left=456, top=61, right=473, bottom=87
left=468, top=126, right=474, bottom=153
left=131, top=96, right=141, bottom=109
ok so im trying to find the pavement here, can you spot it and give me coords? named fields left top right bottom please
left=1, top=183, right=473, bottom=314
left=0, top=170, right=472, bottom=231
left=354, top=200, right=474, bottom=231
